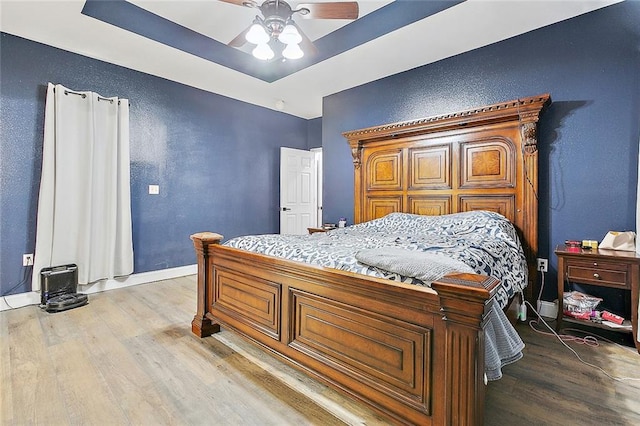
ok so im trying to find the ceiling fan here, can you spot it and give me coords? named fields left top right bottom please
left=220, top=0, right=359, bottom=60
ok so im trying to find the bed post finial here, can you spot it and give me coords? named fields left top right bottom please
left=190, top=232, right=224, bottom=338
left=432, top=273, right=500, bottom=425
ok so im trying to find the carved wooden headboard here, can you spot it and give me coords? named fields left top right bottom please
left=343, top=94, right=551, bottom=302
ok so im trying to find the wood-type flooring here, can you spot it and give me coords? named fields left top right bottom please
left=2, top=275, right=639, bottom=425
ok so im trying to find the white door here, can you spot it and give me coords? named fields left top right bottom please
left=312, top=148, right=323, bottom=226
left=280, top=147, right=317, bottom=234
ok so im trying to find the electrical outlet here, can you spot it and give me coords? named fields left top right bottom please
left=537, top=258, right=548, bottom=272
left=23, top=253, right=34, bottom=266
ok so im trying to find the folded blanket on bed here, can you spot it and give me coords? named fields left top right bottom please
left=355, top=247, right=475, bottom=284
left=355, top=246, right=523, bottom=381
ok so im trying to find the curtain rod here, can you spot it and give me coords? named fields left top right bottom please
left=53, top=87, right=131, bottom=105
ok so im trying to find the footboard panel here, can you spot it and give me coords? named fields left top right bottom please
left=191, top=233, right=499, bottom=425
left=290, top=290, right=433, bottom=414
left=215, top=268, right=281, bottom=340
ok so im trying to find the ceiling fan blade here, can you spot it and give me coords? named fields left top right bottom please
left=292, top=21, right=318, bottom=56
left=228, top=25, right=252, bottom=47
left=218, top=0, right=257, bottom=7
left=296, top=2, right=359, bottom=20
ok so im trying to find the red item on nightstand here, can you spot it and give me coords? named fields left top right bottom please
left=601, top=311, right=624, bottom=325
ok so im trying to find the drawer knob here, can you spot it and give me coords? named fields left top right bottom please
left=593, top=262, right=598, bottom=267
left=593, top=273, right=601, bottom=279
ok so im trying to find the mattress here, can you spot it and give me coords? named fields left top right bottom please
left=225, top=210, right=528, bottom=310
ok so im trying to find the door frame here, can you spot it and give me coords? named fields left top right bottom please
left=280, top=147, right=318, bottom=234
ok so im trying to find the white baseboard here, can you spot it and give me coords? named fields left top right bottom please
left=0, top=291, right=41, bottom=311
left=0, top=264, right=197, bottom=312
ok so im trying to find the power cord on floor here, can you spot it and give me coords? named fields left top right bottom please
left=529, top=269, right=597, bottom=346
left=524, top=299, right=640, bottom=382
left=1, top=265, right=32, bottom=309
left=536, top=268, right=545, bottom=303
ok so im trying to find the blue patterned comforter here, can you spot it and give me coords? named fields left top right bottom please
left=225, top=210, right=528, bottom=309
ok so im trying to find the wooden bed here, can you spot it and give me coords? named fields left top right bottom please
left=191, top=94, right=550, bottom=425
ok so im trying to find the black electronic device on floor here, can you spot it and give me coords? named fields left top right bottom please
left=40, top=264, right=88, bottom=312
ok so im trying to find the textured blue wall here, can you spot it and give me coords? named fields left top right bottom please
left=322, top=2, right=640, bottom=301
left=307, top=118, right=322, bottom=150
left=0, top=33, right=308, bottom=296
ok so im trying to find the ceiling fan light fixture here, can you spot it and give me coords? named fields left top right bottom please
left=252, top=43, right=275, bottom=60
left=278, top=22, right=302, bottom=45
left=245, top=22, right=270, bottom=45
left=282, top=42, right=304, bottom=60
left=227, top=0, right=359, bottom=61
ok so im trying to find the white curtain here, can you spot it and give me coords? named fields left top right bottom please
left=32, top=83, right=133, bottom=290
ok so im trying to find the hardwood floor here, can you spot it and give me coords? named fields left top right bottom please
left=2, top=276, right=639, bottom=425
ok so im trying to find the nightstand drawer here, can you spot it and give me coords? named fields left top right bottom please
left=565, top=260, right=629, bottom=289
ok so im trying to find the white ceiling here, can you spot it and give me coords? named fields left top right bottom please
left=0, top=0, right=622, bottom=119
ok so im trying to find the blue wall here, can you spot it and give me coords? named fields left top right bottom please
left=3, top=2, right=639, bottom=303
left=307, top=117, right=322, bottom=150
left=322, top=1, right=640, bottom=301
left=0, top=33, right=309, bottom=296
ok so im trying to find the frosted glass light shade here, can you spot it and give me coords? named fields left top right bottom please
left=246, top=23, right=270, bottom=44
left=252, top=43, right=275, bottom=60
left=278, top=24, right=302, bottom=45
left=282, top=43, right=304, bottom=60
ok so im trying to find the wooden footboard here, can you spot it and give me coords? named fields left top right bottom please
left=191, top=232, right=500, bottom=425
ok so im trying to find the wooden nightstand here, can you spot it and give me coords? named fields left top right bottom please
left=555, top=245, right=640, bottom=353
